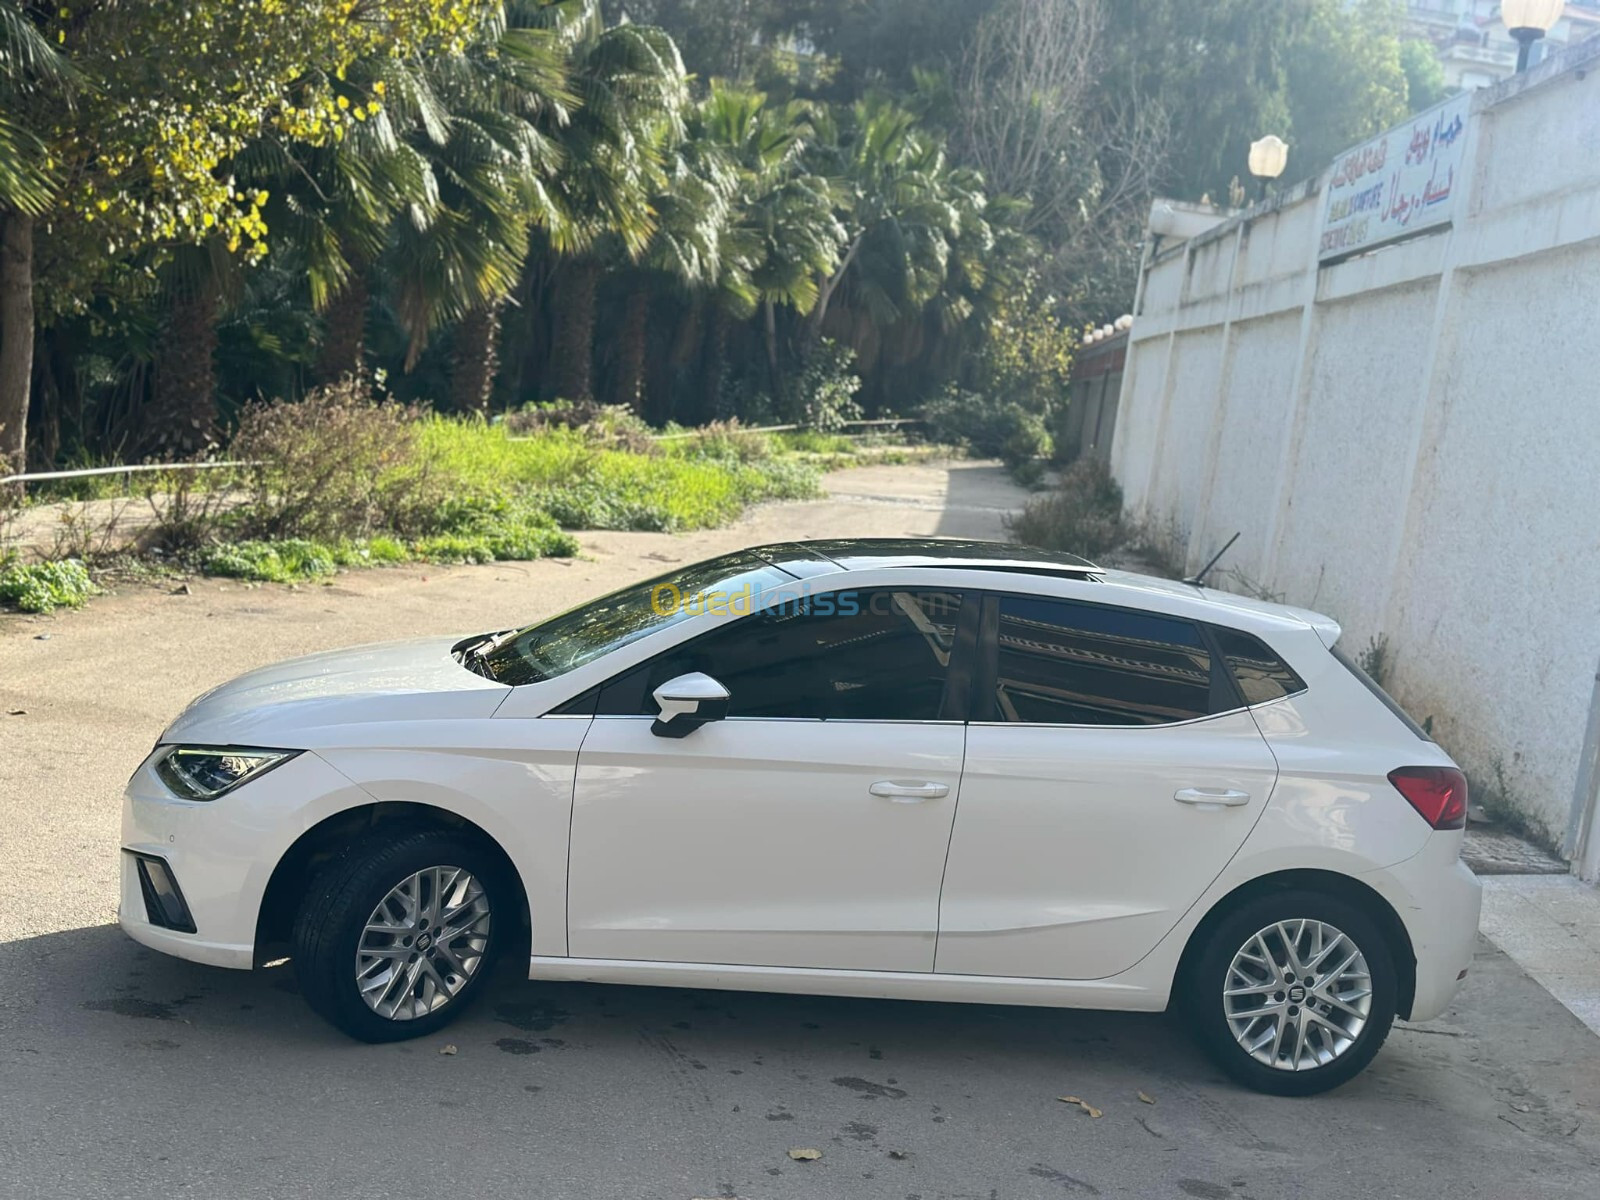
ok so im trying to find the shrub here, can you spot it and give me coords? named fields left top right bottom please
left=790, top=340, right=863, bottom=433
left=500, top=401, right=659, bottom=456
left=231, top=378, right=434, bottom=541
left=0, top=558, right=99, bottom=613
left=923, top=387, right=1053, bottom=468
left=202, top=539, right=339, bottom=583
left=1007, top=458, right=1126, bottom=560
left=675, top=420, right=774, bottom=465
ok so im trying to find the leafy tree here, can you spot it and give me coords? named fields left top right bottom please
left=1401, top=38, right=1453, bottom=113
left=1285, top=0, right=1409, bottom=176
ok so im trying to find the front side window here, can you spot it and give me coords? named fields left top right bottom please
left=597, top=589, right=966, bottom=721
left=987, top=595, right=1215, bottom=726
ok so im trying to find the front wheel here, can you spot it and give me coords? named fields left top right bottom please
left=1186, top=890, right=1397, bottom=1096
left=291, top=831, right=508, bottom=1042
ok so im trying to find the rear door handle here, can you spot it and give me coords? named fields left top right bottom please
left=1174, top=787, right=1251, bottom=808
left=869, top=780, right=950, bottom=803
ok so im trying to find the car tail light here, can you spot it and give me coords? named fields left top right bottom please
left=1388, top=766, right=1468, bottom=830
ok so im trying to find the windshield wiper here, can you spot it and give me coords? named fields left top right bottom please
left=456, top=629, right=517, bottom=679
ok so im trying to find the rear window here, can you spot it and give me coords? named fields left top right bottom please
left=1331, top=644, right=1432, bottom=741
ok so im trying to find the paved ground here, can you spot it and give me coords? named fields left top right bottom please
left=3, top=461, right=1599, bottom=1199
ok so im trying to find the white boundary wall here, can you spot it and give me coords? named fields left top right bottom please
left=1110, top=39, right=1600, bottom=855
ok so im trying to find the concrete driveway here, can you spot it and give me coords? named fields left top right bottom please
left=3, top=462, right=1598, bottom=1199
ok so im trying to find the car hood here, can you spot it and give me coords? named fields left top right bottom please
left=162, top=636, right=508, bottom=746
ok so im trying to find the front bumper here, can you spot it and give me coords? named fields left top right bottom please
left=117, top=748, right=363, bottom=970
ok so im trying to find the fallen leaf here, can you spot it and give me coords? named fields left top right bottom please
left=6, top=709, right=24, bottom=716
left=787, top=1148, right=822, bottom=1161
left=1137, top=1091, right=1156, bottom=1105
left=439, top=1044, right=458, bottom=1056
left=1057, top=1096, right=1103, bottom=1119
left=887, top=1150, right=909, bottom=1160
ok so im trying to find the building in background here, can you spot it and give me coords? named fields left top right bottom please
left=1405, top=0, right=1600, bottom=87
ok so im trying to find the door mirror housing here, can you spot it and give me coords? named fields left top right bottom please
left=651, top=672, right=731, bottom=738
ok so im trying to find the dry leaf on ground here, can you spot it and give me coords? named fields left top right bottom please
left=787, top=1148, right=823, bottom=1161
left=1057, top=1095, right=1103, bottom=1118
left=1137, top=1091, right=1155, bottom=1105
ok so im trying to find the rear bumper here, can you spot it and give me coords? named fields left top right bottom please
left=1361, top=832, right=1482, bottom=1022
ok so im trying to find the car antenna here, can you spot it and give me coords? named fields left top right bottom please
left=1184, top=531, right=1240, bottom=588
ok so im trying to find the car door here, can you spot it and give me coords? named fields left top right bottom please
left=567, top=586, right=976, bottom=973
left=935, top=592, right=1280, bottom=980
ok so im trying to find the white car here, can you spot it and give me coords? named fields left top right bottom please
left=120, top=539, right=1480, bottom=1095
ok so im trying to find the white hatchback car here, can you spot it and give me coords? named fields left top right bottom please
left=120, top=539, right=1480, bottom=1094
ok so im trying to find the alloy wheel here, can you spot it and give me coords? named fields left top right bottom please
left=1223, top=919, right=1372, bottom=1071
left=355, top=865, right=492, bottom=1021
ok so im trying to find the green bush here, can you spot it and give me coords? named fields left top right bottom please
left=1007, top=458, right=1126, bottom=560
left=0, top=559, right=99, bottom=613
left=922, top=387, right=1052, bottom=468
left=790, top=339, right=864, bottom=433
left=202, top=540, right=340, bottom=583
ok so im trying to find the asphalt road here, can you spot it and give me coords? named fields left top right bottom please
left=3, top=462, right=1598, bottom=1199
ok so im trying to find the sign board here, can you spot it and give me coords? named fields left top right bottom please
left=1318, top=93, right=1471, bottom=262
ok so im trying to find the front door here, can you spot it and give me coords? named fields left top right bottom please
left=935, top=592, right=1279, bottom=980
left=568, top=587, right=973, bottom=972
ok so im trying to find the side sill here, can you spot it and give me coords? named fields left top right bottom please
left=526, top=956, right=1164, bottom=1012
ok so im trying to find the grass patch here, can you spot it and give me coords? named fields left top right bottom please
left=1007, top=459, right=1126, bottom=561
left=0, top=558, right=100, bottom=613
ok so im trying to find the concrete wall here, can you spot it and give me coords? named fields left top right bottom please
left=1110, top=39, right=1600, bottom=855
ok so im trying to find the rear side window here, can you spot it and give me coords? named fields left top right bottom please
left=1210, top=626, right=1306, bottom=705
left=987, top=595, right=1217, bottom=726
left=1332, top=644, right=1432, bottom=740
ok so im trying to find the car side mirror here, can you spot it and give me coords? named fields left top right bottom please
left=650, top=672, right=731, bottom=738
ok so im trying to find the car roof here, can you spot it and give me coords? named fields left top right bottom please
left=750, top=538, right=1100, bottom=579
left=744, top=538, right=1340, bottom=643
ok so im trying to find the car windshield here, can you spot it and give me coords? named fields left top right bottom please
left=469, top=551, right=795, bottom=686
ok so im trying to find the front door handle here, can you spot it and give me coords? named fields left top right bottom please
left=869, top=780, right=950, bottom=803
left=1174, top=787, right=1251, bottom=808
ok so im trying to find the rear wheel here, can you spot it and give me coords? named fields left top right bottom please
left=1186, top=889, right=1397, bottom=1096
left=291, top=831, right=507, bottom=1042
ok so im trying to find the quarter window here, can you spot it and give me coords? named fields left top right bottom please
left=1211, top=626, right=1306, bottom=705
left=596, top=590, right=966, bottom=722
left=988, top=595, right=1215, bottom=726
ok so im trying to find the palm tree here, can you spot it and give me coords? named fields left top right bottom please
left=1, top=0, right=74, bottom=474
left=382, top=1, right=575, bottom=413
left=539, top=1, right=687, bottom=404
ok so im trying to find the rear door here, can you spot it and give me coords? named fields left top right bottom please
left=568, top=587, right=975, bottom=972
left=935, top=594, right=1279, bottom=980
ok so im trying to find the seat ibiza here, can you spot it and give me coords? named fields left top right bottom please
left=120, top=539, right=1480, bottom=1094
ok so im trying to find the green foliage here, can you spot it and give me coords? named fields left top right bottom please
left=202, top=539, right=340, bottom=583
left=922, top=387, right=1051, bottom=470
left=1007, top=458, right=1126, bottom=560
left=1285, top=0, right=1409, bottom=176
left=1400, top=39, right=1452, bottom=113
left=789, top=339, right=863, bottom=432
left=0, top=557, right=98, bottom=612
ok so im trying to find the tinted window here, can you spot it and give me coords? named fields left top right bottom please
left=989, top=596, right=1214, bottom=726
left=597, top=590, right=965, bottom=721
left=1211, top=626, right=1306, bottom=705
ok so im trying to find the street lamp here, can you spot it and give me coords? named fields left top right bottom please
left=1502, top=0, right=1563, bottom=72
left=1247, top=135, right=1289, bottom=201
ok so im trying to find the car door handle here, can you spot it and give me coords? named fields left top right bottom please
left=869, top=780, right=950, bottom=803
left=1174, top=787, right=1251, bottom=808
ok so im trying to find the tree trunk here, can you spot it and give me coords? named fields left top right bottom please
left=451, top=300, right=504, bottom=416
left=314, top=274, right=370, bottom=384
left=703, top=304, right=731, bottom=422
left=612, top=287, right=650, bottom=416
left=551, top=257, right=600, bottom=403
left=145, top=284, right=220, bottom=458
left=0, top=211, right=35, bottom=480
left=763, top=298, right=783, bottom=410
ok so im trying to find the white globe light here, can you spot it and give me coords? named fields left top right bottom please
left=1502, top=0, right=1564, bottom=34
left=1248, top=135, right=1289, bottom=181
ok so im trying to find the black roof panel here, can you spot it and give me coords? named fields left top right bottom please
left=749, top=538, right=1100, bottom=577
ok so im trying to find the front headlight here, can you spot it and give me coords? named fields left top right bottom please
left=154, top=746, right=300, bottom=801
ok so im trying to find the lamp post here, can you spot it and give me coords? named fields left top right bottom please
left=1247, top=135, right=1289, bottom=201
left=1502, top=0, right=1563, bottom=72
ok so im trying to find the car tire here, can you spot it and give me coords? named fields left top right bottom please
left=1185, top=889, right=1398, bottom=1096
left=291, top=830, right=510, bottom=1043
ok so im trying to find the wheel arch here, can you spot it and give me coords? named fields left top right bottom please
left=1173, top=868, right=1418, bottom=1020
left=254, top=801, right=531, bottom=967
